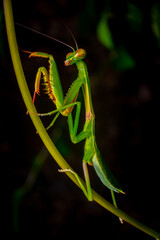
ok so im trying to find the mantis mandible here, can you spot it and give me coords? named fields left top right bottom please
left=25, top=29, right=125, bottom=217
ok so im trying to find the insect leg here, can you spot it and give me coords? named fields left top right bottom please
left=111, top=190, right=124, bottom=224
left=58, top=161, right=93, bottom=201
left=32, top=66, right=48, bottom=104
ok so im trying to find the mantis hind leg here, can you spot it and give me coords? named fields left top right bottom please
left=59, top=161, right=93, bottom=201
left=111, top=190, right=124, bottom=223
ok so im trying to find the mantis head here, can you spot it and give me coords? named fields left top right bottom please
left=64, top=49, right=86, bottom=66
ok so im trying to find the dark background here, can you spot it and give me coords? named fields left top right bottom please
left=0, top=0, right=160, bottom=239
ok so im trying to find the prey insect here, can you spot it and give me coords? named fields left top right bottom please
left=24, top=25, right=124, bottom=219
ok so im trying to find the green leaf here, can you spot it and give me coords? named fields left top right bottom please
left=97, top=12, right=114, bottom=50
left=113, top=47, right=135, bottom=71
left=127, top=3, right=143, bottom=33
left=152, top=3, right=160, bottom=47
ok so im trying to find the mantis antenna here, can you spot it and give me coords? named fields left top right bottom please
left=62, top=23, right=79, bottom=50
left=16, top=23, right=75, bottom=52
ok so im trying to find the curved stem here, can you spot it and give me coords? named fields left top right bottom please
left=3, top=0, right=160, bottom=239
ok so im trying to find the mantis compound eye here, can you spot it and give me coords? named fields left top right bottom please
left=65, top=52, right=74, bottom=66
left=75, top=49, right=86, bottom=58
left=66, top=52, right=73, bottom=59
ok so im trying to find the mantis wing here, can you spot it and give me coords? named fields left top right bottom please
left=92, top=147, right=124, bottom=194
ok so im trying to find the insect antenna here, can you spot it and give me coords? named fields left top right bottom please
left=16, top=23, right=75, bottom=52
left=65, top=25, right=79, bottom=50
left=59, top=20, right=79, bottom=50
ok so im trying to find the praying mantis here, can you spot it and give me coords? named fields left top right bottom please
left=25, top=27, right=125, bottom=215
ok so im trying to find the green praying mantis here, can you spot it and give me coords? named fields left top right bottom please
left=24, top=25, right=125, bottom=219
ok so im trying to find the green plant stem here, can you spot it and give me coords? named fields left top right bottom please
left=3, top=0, right=160, bottom=239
